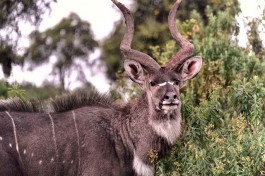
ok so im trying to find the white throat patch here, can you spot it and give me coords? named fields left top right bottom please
left=133, top=154, right=154, bottom=176
left=149, top=118, right=181, bottom=145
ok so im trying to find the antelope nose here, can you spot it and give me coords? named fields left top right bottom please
left=163, top=92, right=179, bottom=103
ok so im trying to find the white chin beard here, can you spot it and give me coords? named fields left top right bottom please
left=161, top=105, right=178, bottom=115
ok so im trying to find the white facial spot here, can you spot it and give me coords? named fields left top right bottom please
left=158, top=82, right=167, bottom=87
left=23, top=149, right=26, bottom=155
left=51, top=157, right=54, bottom=162
left=158, top=81, right=175, bottom=87
left=168, top=81, right=174, bottom=85
left=39, top=160, right=43, bottom=165
left=9, top=143, right=12, bottom=148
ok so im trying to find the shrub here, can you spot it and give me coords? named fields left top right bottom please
left=153, top=2, right=265, bottom=175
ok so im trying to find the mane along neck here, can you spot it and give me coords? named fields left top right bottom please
left=50, top=89, right=113, bottom=112
left=0, top=89, right=114, bottom=113
left=0, top=98, right=44, bottom=112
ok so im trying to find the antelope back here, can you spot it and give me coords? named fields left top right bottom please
left=0, top=91, right=131, bottom=176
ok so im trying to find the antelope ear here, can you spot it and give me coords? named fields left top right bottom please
left=180, top=56, right=202, bottom=82
left=124, top=59, right=145, bottom=85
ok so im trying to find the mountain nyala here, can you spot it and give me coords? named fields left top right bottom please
left=0, top=0, right=202, bottom=175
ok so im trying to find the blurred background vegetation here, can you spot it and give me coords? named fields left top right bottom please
left=0, top=0, right=265, bottom=175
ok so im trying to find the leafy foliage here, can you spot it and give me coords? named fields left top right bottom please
left=0, top=81, right=26, bottom=99
left=0, top=0, right=55, bottom=33
left=157, top=78, right=265, bottom=175
left=0, top=81, right=60, bottom=100
left=247, top=18, right=265, bottom=59
left=23, top=13, right=98, bottom=89
left=157, top=2, right=265, bottom=175
left=21, top=83, right=64, bottom=100
left=0, top=43, right=18, bottom=77
left=0, top=0, right=56, bottom=77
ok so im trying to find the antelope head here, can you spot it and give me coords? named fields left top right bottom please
left=112, top=0, right=202, bottom=116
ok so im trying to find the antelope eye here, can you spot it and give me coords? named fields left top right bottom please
left=150, top=82, right=156, bottom=87
left=174, top=80, right=180, bottom=85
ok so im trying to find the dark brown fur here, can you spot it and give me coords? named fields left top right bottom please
left=0, top=98, right=44, bottom=112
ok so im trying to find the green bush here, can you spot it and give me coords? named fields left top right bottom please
left=0, top=81, right=25, bottom=99
left=157, top=79, right=265, bottom=175
left=154, top=2, right=265, bottom=175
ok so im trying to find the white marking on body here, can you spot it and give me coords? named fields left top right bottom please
left=48, top=114, right=59, bottom=175
left=133, top=153, right=154, bottom=176
left=149, top=118, right=181, bottom=145
left=72, top=111, right=81, bottom=172
left=0, top=136, right=2, bottom=141
left=5, top=111, right=24, bottom=169
left=9, top=143, right=12, bottom=148
left=23, top=149, right=26, bottom=155
left=39, top=160, right=43, bottom=165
